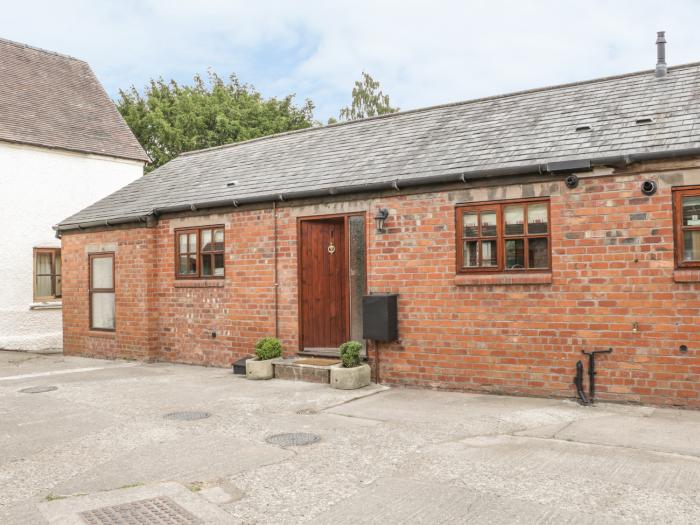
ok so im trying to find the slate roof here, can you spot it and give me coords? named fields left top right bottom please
left=0, top=38, right=149, bottom=162
left=58, top=62, right=700, bottom=230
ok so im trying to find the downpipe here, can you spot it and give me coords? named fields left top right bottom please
left=574, top=348, right=613, bottom=405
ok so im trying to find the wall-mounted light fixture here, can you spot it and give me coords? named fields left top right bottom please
left=374, top=208, right=389, bottom=233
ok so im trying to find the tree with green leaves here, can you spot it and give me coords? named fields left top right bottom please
left=117, top=72, right=315, bottom=172
left=336, top=72, right=398, bottom=122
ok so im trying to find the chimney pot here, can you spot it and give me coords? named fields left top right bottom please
left=655, top=31, right=667, bottom=78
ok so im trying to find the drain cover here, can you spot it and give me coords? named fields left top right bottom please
left=19, top=386, right=57, bottom=394
left=79, top=496, right=202, bottom=524
left=266, top=432, right=321, bottom=447
left=164, top=411, right=211, bottom=421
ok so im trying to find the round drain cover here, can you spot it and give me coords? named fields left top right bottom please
left=19, top=386, right=57, bottom=394
left=164, top=411, right=211, bottom=421
left=266, top=432, right=321, bottom=447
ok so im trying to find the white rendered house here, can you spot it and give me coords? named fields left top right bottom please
left=0, top=38, right=148, bottom=351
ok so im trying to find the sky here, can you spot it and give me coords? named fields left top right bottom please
left=2, top=1, right=700, bottom=123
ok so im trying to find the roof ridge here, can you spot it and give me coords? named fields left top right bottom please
left=0, top=36, right=85, bottom=63
left=178, top=60, right=700, bottom=159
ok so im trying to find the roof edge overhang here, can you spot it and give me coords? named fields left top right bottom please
left=0, top=137, right=150, bottom=163
left=54, top=146, right=700, bottom=236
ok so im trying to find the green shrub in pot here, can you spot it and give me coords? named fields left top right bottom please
left=339, top=341, right=362, bottom=368
left=255, top=337, right=282, bottom=360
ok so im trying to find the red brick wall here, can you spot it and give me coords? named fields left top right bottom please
left=62, top=162, right=700, bottom=407
left=62, top=227, right=157, bottom=361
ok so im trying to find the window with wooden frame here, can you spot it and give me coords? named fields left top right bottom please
left=89, top=253, right=115, bottom=331
left=33, top=248, right=61, bottom=301
left=673, top=186, right=700, bottom=267
left=175, top=226, right=225, bottom=278
left=456, top=198, right=551, bottom=273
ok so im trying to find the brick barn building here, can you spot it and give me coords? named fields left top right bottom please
left=58, top=55, right=700, bottom=407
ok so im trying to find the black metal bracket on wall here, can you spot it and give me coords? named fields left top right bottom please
left=574, top=348, right=613, bottom=405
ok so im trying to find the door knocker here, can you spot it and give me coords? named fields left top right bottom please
left=327, top=240, right=336, bottom=254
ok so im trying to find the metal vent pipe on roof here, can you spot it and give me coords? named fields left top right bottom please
left=655, top=31, right=667, bottom=78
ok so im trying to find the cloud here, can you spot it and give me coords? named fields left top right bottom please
left=1, top=0, right=699, bottom=122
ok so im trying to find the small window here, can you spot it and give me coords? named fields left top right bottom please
left=33, top=248, right=61, bottom=301
left=89, top=253, right=115, bottom=331
left=456, top=199, right=551, bottom=273
left=175, top=226, right=225, bottom=278
left=673, top=186, right=700, bottom=267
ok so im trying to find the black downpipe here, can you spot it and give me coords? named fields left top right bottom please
left=579, top=348, right=613, bottom=404
left=574, top=360, right=589, bottom=405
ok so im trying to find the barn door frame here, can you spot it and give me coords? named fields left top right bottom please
left=296, top=212, right=366, bottom=353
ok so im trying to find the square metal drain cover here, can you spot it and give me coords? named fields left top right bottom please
left=79, top=496, right=203, bottom=524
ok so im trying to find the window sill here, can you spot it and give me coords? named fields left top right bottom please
left=29, top=301, right=62, bottom=310
left=88, top=330, right=116, bottom=338
left=455, top=272, right=552, bottom=286
left=673, top=269, right=700, bottom=283
left=174, top=280, right=225, bottom=288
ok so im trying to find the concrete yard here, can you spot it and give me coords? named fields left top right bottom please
left=1, top=351, right=699, bottom=524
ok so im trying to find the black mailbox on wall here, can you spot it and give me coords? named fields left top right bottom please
left=362, top=294, right=398, bottom=341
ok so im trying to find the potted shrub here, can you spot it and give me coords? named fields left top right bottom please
left=330, top=341, right=371, bottom=389
left=246, top=337, right=282, bottom=380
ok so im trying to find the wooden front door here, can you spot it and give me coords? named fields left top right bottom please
left=299, top=218, right=348, bottom=351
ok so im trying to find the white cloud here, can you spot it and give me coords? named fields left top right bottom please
left=1, top=0, right=699, bottom=121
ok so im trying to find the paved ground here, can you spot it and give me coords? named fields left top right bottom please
left=1, top=351, right=699, bottom=524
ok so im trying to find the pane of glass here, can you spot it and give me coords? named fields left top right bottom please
left=682, top=196, right=700, bottom=226
left=178, top=255, right=191, bottom=274
left=213, top=229, right=224, bottom=251
left=188, top=255, right=197, bottom=274
left=683, top=230, right=700, bottom=261
left=463, top=240, right=479, bottom=267
left=481, top=211, right=497, bottom=237
left=481, top=240, right=497, bottom=267
left=505, top=239, right=525, bottom=269
left=202, top=254, right=212, bottom=276
left=214, top=253, right=224, bottom=276
left=201, top=229, right=212, bottom=252
left=504, top=205, right=524, bottom=235
left=528, top=203, right=548, bottom=234
left=55, top=275, right=62, bottom=297
left=348, top=215, right=367, bottom=346
left=36, top=275, right=52, bottom=297
left=91, top=257, right=113, bottom=289
left=35, top=252, right=52, bottom=275
left=462, top=213, right=478, bottom=238
left=188, top=233, right=197, bottom=253
left=91, top=292, right=115, bottom=330
left=55, top=252, right=61, bottom=276
left=528, top=238, right=549, bottom=268
left=179, top=233, right=188, bottom=254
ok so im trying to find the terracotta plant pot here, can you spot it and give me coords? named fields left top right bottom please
left=246, top=357, right=275, bottom=380
left=330, top=363, right=371, bottom=390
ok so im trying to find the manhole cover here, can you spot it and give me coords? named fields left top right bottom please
left=164, top=411, right=211, bottom=421
left=79, top=496, right=202, bottom=524
left=266, top=432, right=321, bottom=447
left=19, top=386, right=57, bottom=394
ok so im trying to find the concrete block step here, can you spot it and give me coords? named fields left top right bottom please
left=273, top=357, right=341, bottom=384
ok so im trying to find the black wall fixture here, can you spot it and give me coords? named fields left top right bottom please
left=641, top=180, right=658, bottom=196
left=362, top=294, right=398, bottom=342
left=565, top=175, right=579, bottom=189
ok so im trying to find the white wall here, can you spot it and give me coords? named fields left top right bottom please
left=0, top=141, right=143, bottom=350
